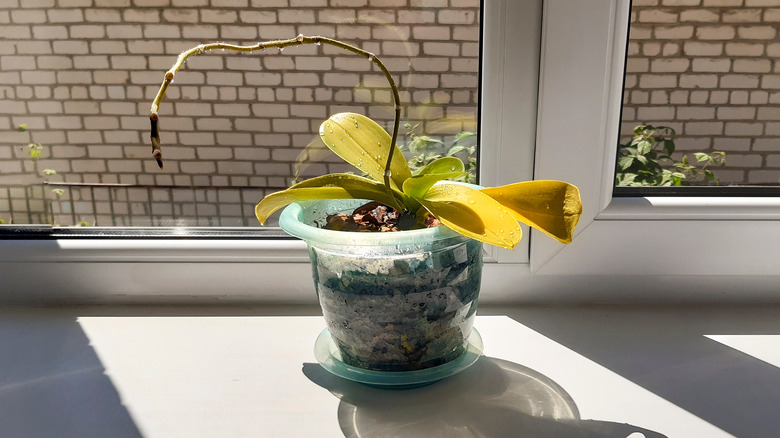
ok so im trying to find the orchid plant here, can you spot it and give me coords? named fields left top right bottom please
left=149, top=35, right=582, bottom=249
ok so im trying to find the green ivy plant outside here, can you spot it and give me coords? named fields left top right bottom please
left=149, top=35, right=582, bottom=249
left=616, top=125, right=726, bottom=187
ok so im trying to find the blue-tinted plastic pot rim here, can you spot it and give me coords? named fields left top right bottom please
left=278, top=182, right=481, bottom=246
left=279, top=199, right=464, bottom=247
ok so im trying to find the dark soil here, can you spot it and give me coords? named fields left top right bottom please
left=322, top=201, right=442, bottom=232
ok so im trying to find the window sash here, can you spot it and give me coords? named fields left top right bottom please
left=3, top=0, right=777, bottom=304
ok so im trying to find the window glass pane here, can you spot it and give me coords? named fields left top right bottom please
left=0, top=1, right=479, bottom=227
left=617, top=1, right=778, bottom=189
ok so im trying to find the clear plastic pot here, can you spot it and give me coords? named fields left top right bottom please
left=280, top=198, right=483, bottom=372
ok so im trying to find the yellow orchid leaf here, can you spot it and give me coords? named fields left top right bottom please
left=319, top=113, right=412, bottom=190
left=403, top=157, right=465, bottom=200
left=255, top=173, right=399, bottom=224
left=415, top=182, right=523, bottom=249
left=481, top=181, right=582, bottom=244
left=403, top=172, right=462, bottom=199
left=415, top=156, right=464, bottom=176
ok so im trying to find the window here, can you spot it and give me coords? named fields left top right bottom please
left=2, top=0, right=775, bottom=302
left=617, top=1, right=780, bottom=191
left=0, top=1, right=480, bottom=228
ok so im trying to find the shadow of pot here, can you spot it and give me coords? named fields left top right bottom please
left=303, top=356, right=668, bottom=438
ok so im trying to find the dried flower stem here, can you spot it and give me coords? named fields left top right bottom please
left=149, top=35, right=403, bottom=210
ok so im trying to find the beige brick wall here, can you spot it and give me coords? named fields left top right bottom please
left=622, top=0, right=780, bottom=185
left=0, top=0, right=479, bottom=225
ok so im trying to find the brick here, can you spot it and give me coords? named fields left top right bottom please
left=639, top=9, right=677, bottom=22
left=70, top=25, right=106, bottom=39
left=683, top=41, right=723, bottom=56
left=163, top=9, right=199, bottom=23
left=677, top=107, right=715, bottom=120
left=692, top=58, right=730, bottom=72
left=662, top=43, right=680, bottom=56
left=765, top=8, right=780, bottom=21
left=253, top=162, right=292, bottom=176
left=128, top=40, right=165, bottom=54
left=638, top=74, right=678, bottom=88
left=201, top=9, right=238, bottom=23
left=655, top=25, right=694, bottom=39
left=702, top=0, right=742, bottom=5
left=217, top=161, right=253, bottom=174
left=411, top=0, right=446, bottom=6
left=757, top=107, right=780, bottom=120
left=124, top=9, right=160, bottom=22
left=745, top=0, right=779, bottom=5
left=67, top=131, right=102, bottom=144
left=399, top=10, right=435, bottom=24
left=57, top=71, right=94, bottom=84
left=13, top=42, right=50, bottom=55
left=85, top=9, right=122, bottom=22
left=107, top=24, right=143, bottom=39
left=695, top=26, right=736, bottom=40
left=685, top=122, right=723, bottom=135
left=713, top=137, right=751, bottom=150
left=111, top=55, right=147, bottom=69
left=21, top=70, right=55, bottom=84
left=73, top=55, right=110, bottom=69
left=182, top=24, right=219, bottom=39
left=33, top=25, right=69, bottom=39
left=144, top=24, right=180, bottom=38
left=221, top=25, right=258, bottom=40
left=27, top=101, right=63, bottom=113
left=680, top=9, right=719, bottom=22
left=717, top=107, right=756, bottom=119
left=725, top=122, right=763, bottom=136
left=680, top=74, right=718, bottom=88
left=637, top=106, right=675, bottom=120
left=237, top=11, right=274, bottom=24
left=214, top=103, right=250, bottom=116
left=722, top=9, right=762, bottom=22
left=438, top=10, right=475, bottom=24
left=91, top=41, right=128, bottom=54
left=725, top=42, right=764, bottom=56
left=1, top=56, right=36, bottom=70
left=651, top=58, right=689, bottom=72
left=11, top=9, right=46, bottom=23
left=737, top=25, right=777, bottom=39
left=180, top=161, right=217, bottom=173
left=47, top=8, right=84, bottom=22
left=175, top=102, right=212, bottom=116
left=282, top=72, right=320, bottom=87
left=278, top=9, right=315, bottom=23
left=53, top=40, right=90, bottom=54
left=750, top=90, right=770, bottom=104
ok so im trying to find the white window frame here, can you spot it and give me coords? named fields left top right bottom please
left=530, top=0, right=780, bottom=301
left=3, top=0, right=778, bottom=304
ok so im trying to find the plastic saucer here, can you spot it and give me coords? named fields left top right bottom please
left=313, top=328, right=484, bottom=389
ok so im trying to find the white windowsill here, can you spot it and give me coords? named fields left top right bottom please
left=599, top=197, right=780, bottom=220
left=1, top=304, right=775, bottom=437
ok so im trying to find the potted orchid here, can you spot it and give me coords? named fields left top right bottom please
left=149, top=35, right=582, bottom=385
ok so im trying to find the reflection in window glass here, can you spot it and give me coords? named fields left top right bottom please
left=0, top=1, right=479, bottom=227
left=618, top=2, right=779, bottom=188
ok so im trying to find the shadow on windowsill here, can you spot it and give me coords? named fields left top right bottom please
left=303, top=356, right=666, bottom=438
left=0, top=313, right=141, bottom=438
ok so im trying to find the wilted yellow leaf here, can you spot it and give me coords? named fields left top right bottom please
left=254, top=174, right=399, bottom=224
left=414, top=182, right=523, bottom=249
left=481, top=181, right=582, bottom=244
